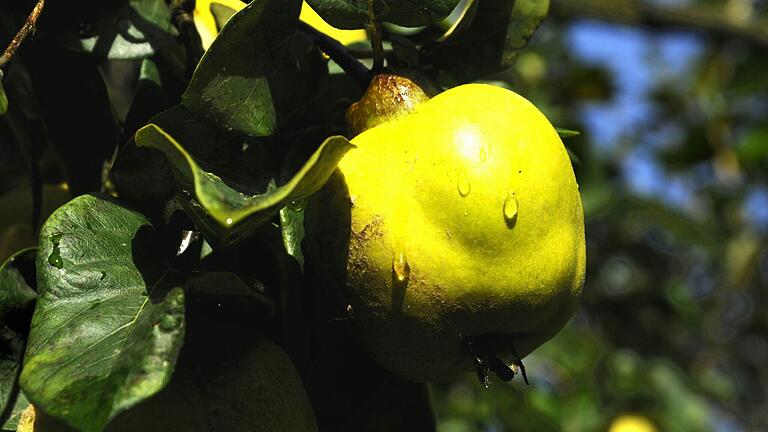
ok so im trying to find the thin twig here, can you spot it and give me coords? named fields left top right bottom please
left=366, top=0, right=385, bottom=73
left=0, top=0, right=46, bottom=70
left=298, top=21, right=371, bottom=90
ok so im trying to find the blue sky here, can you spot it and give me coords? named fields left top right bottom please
left=566, top=20, right=768, bottom=230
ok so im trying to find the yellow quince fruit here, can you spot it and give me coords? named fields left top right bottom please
left=305, top=75, right=586, bottom=383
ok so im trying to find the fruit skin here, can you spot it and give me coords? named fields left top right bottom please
left=18, top=338, right=317, bottom=432
left=608, top=414, right=659, bottom=432
left=305, top=83, right=586, bottom=382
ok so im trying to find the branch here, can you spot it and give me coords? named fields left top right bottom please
left=298, top=21, right=371, bottom=90
left=366, top=0, right=384, bottom=73
left=550, top=0, right=768, bottom=50
left=0, top=0, right=46, bottom=70
left=168, top=0, right=204, bottom=79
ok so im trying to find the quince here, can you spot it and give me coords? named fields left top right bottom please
left=305, top=76, right=586, bottom=383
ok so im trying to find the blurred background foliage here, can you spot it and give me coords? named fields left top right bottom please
left=431, top=0, right=768, bottom=431
left=1, top=0, right=767, bottom=431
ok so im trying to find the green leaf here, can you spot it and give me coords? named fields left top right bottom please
left=736, top=126, right=768, bottom=165
left=56, top=0, right=177, bottom=59
left=556, top=127, right=581, bottom=138
left=182, top=0, right=327, bottom=137
left=306, top=0, right=460, bottom=29
left=422, top=0, right=550, bottom=83
left=0, top=248, right=36, bottom=430
left=279, top=200, right=307, bottom=270
left=210, top=3, right=240, bottom=29
left=0, top=81, right=7, bottom=117
left=20, top=195, right=186, bottom=432
left=135, top=123, right=354, bottom=235
left=123, top=51, right=187, bottom=140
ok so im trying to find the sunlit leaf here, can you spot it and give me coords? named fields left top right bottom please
left=279, top=200, right=307, bottom=269
left=57, top=0, right=177, bottom=59
left=20, top=195, right=186, bottom=432
left=135, top=123, right=353, bottom=233
left=183, top=0, right=327, bottom=137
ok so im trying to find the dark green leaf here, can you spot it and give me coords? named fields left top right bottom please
left=122, top=46, right=188, bottom=141
left=135, top=123, right=354, bottom=235
left=53, top=0, right=177, bottom=59
left=422, top=0, right=549, bottom=83
left=0, top=103, right=33, bottom=200
left=0, top=249, right=36, bottom=430
left=20, top=195, right=186, bottom=432
left=279, top=200, right=307, bottom=270
left=109, top=138, right=177, bottom=224
left=660, top=127, right=713, bottom=170
left=182, top=0, right=327, bottom=137
left=306, top=0, right=460, bottom=29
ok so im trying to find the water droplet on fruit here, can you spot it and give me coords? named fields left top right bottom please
left=457, top=169, right=471, bottom=197
left=503, top=193, right=519, bottom=228
left=392, top=251, right=411, bottom=282
left=479, top=146, right=487, bottom=161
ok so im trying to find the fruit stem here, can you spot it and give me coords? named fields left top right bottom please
left=366, top=0, right=385, bottom=73
left=344, top=74, right=429, bottom=136
left=298, top=21, right=371, bottom=90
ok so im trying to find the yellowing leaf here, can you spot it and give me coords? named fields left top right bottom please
left=195, top=1, right=367, bottom=50
left=300, top=2, right=367, bottom=45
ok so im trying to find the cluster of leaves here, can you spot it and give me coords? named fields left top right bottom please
left=0, top=0, right=551, bottom=430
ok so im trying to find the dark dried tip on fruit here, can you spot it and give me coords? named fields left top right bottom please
left=466, top=334, right=530, bottom=386
left=474, top=356, right=491, bottom=388
left=345, top=74, right=430, bottom=137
